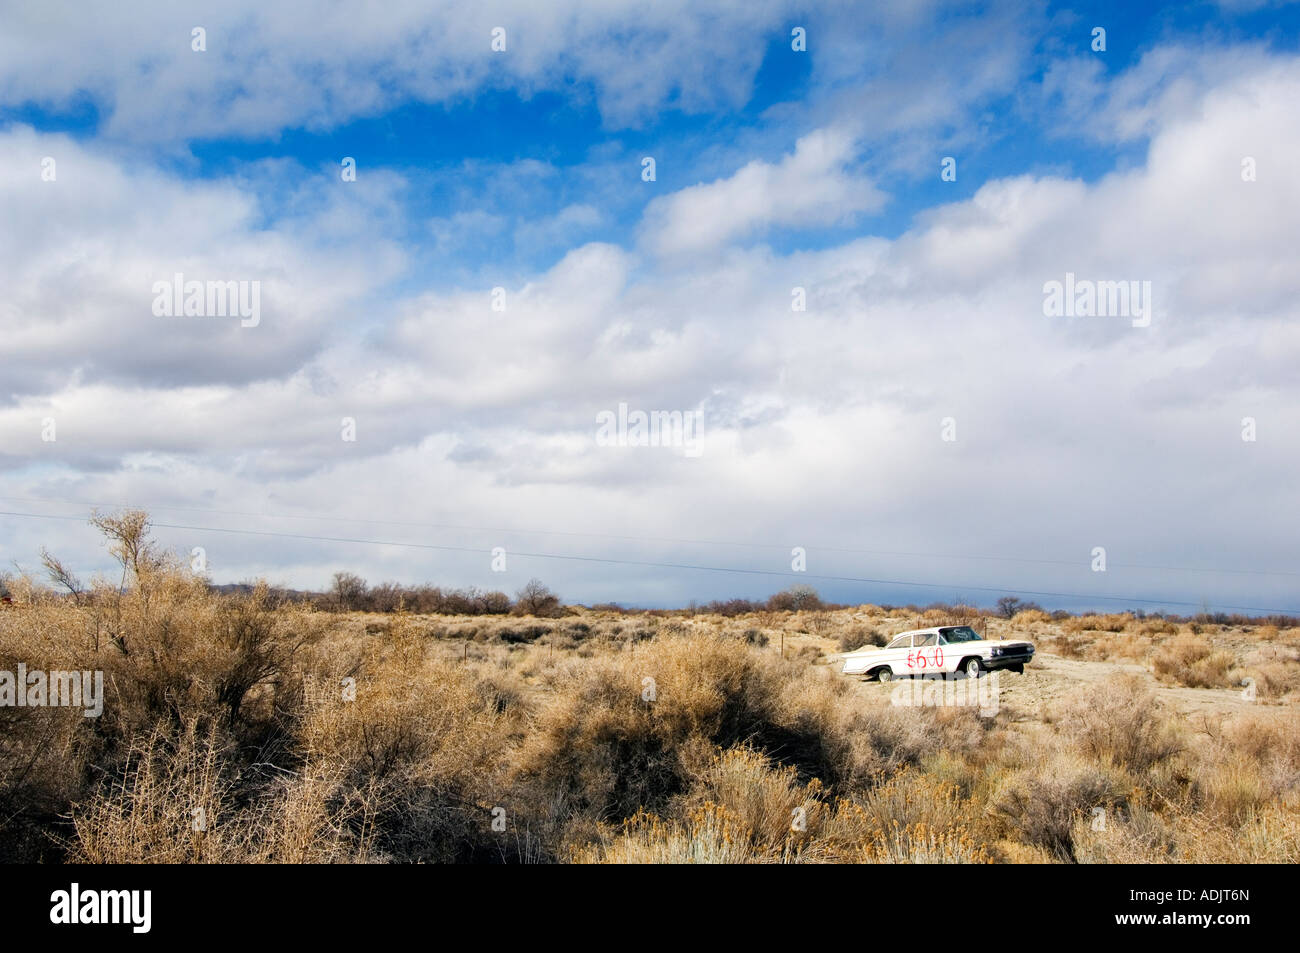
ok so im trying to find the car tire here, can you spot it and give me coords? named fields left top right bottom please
left=876, top=667, right=893, bottom=683
left=963, top=657, right=982, bottom=678
left=1010, top=663, right=1024, bottom=674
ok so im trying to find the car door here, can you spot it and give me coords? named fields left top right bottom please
left=933, top=632, right=959, bottom=674
left=881, top=633, right=913, bottom=674
left=907, top=631, right=944, bottom=674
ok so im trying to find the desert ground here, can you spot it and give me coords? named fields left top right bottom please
left=1, top=515, right=1297, bottom=864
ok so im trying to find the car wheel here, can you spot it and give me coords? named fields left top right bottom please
left=963, top=657, right=982, bottom=678
left=1010, top=663, right=1024, bottom=674
left=876, top=667, right=893, bottom=683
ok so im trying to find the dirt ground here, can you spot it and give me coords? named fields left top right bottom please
left=838, top=650, right=1259, bottom=715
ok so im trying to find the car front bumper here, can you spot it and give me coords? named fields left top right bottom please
left=982, top=650, right=1034, bottom=670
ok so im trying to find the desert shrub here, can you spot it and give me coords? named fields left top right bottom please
left=1152, top=634, right=1235, bottom=688
left=1075, top=799, right=1300, bottom=864
left=991, top=754, right=1126, bottom=861
left=576, top=748, right=990, bottom=865
left=742, top=627, right=770, bottom=647
left=1194, top=711, right=1300, bottom=822
left=1220, top=710, right=1300, bottom=773
left=512, top=634, right=875, bottom=823
left=1090, top=631, right=1154, bottom=662
left=624, top=625, right=655, bottom=644
left=791, top=644, right=822, bottom=664
left=67, top=720, right=391, bottom=864
left=573, top=803, right=758, bottom=864
left=1011, top=608, right=1051, bottom=626
left=1198, top=756, right=1270, bottom=825
left=96, top=581, right=320, bottom=742
left=0, top=689, right=97, bottom=861
left=1050, top=632, right=1090, bottom=658
left=677, top=746, right=825, bottom=855
left=1135, top=618, right=1179, bottom=636
left=705, top=599, right=763, bottom=617
left=245, top=762, right=381, bottom=863
left=766, top=586, right=822, bottom=612
left=496, top=624, right=553, bottom=644
left=858, top=767, right=964, bottom=832
left=804, top=612, right=835, bottom=635
left=68, top=721, right=240, bottom=863
left=211, top=584, right=313, bottom=725
left=818, top=769, right=992, bottom=863
left=1063, top=613, right=1132, bottom=634
left=294, top=642, right=514, bottom=861
left=1237, top=645, right=1300, bottom=699
left=838, top=627, right=884, bottom=652
left=1070, top=804, right=1180, bottom=863
left=471, top=663, right=531, bottom=716
left=1055, top=675, right=1181, bottom=772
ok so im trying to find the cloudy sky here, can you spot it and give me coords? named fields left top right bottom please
left=1, top=0, right=1298, bottom=613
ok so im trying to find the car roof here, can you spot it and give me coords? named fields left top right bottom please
left=892, top=625, right=973, bottom=638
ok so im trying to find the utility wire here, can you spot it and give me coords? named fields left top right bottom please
left=0, top=493, right=1294, bottom=579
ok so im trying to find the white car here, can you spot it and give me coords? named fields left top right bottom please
left=841, top=625, right=1034, bottom=682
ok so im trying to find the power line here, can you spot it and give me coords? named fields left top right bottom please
left=1, top=507, right=1296, bottom=615
left=0, top=493, right=1295, bottom=580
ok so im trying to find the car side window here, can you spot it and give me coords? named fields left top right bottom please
left=886, top=635, right=911, bottom=649
left=915, top=632, right=937, bottom=647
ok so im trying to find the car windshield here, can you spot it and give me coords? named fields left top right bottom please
left=941, top=626, right=982, bottom=643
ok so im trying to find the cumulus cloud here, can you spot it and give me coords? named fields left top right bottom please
left=0, top=126, right=406, bottom=401
left=2, top=19, right=1298, bottom=612
left=639, top=128, right=884, bottom=257
left=0, top=0, right=797, bottom=140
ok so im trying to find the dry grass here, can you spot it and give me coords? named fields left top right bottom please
left=1152, top=634, right=1236, bottom=688
left=1055, top=674, right=1182, bottom=772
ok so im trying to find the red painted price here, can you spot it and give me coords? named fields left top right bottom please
left=906, top=648, right=945, bottom=669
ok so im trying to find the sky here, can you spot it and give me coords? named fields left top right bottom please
left=1, top=0, right=1298, bottom=614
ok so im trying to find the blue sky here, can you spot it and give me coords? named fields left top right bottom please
left=1, top=0, right=1298, bottom=612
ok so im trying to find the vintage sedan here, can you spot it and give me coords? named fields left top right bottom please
left=840, top=625, right=1034, bottom=682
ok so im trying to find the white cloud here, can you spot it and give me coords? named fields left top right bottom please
left=0, top=126, right=407, bottom=399
left=4, top=41, right=1300, bottom=612
left=0, top=0, right=797, bottom=140
left=639, top=128, right=885, bottom=257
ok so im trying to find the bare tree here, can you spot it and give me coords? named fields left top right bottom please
left=514, top=578, right=560, bottom=617
left=332, top=571, right=369, bottom=611
left=996, top=596, right=1024, bottom=619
